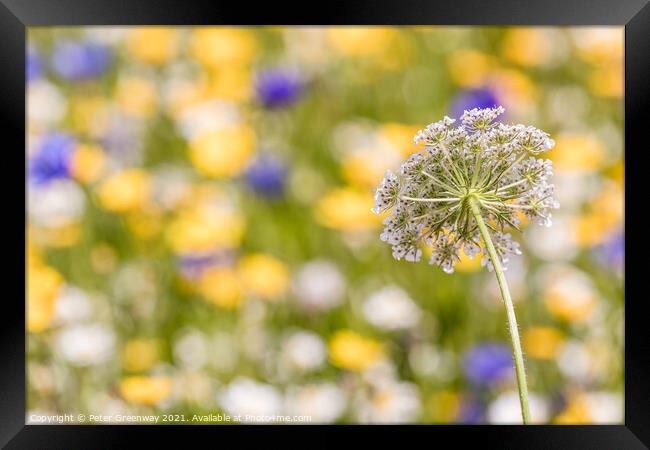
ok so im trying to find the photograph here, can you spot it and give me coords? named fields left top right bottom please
left=24, top=25, right=626, bottom=426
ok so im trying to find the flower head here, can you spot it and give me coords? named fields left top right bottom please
left=29, top=133, right=76, bottom=186
left=450, top=88, right=501, bottom=120
left=245, top=154, right=288, bottom=198
left=51, top=40, right=111, bottom=81
left=373, top=106, right=558, bottom=273
left=463, top=342, right=514, bottom=386
left=255, top=67, right=305, bottom=108
left=27, top=47, right=42, bottom=83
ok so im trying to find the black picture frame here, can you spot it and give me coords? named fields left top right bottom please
left=2, top=0, right=648, bottom=448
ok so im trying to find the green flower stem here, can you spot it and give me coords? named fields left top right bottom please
left=468, top=196, right=532, bottom=424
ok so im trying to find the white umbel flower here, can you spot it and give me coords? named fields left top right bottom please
left=373, top=106, right=558, bottom=273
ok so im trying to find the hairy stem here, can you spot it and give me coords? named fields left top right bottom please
left=468, top=196, right=532, bottom=424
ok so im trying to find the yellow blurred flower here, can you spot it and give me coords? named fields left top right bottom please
left=502, top=28, right=552, bottom=67
left=328, top=330, right=384, bottom=372
left=573, top=183, right=623, bottom=247
left=115, top=76, right=158, bottom=118
left=549, top=134, right=606, bottom=173
left=27, top=263, right=62, bottom=332
left=448, top=49, right=494, bottom=88
left=69, top=96, right=110, bottom=137
left=428, top=390, right=461, bottom=423
left=31, top=223, right=82, bottom=248
left=588, top=66, right=623, bottom=98
left=122, top=339, right=160, bottom=373
left=70, top=144, right=105, bottom=184
left=90, top=242, right=118, bottom=274
left=455, top=251, right=482, bottom=273
left=379, top=123, right=420, bottom=157
left=314, top=187, right=381, bottom=231
left=97, top=169, right=151, bottom=213
left=165, top=78, right=210, bottom=119
left=607, top=161, right=624, bottom=187
left=421, top=243, right=482, bottom=272
left=191, top=28, right=256, bottom=70
left=127, top=27, right=179, bottom=65
left=166, top=203, right=244, bottom=253
left=199, top=266, right=243, bottom=309
left=572, top=29, right=623, bottom=66
left=341, top=152, right=393, bottom=189
left=554, top=395, right=592, bottom=424
left=522, top=326, right=565, bottom=359
left=126, top=206, right=164, bottom=240
left=238, top=254, right=289, bottom=300
left=189, top=126, right=256, bottom=178
left=488, top=68, right=537, bottom=114
left=373, top=31, right=414, bottom=71
left=544, top=277, right=596, bottom=322
left=326, top=27, right=396, bottom=57
left=119, top=376, right=172, bottom=406
left=574, top=213, right=614, bottom=248
left=26, top=237, right=41, bottom=267
left=207, top=67, right=252, bottom=102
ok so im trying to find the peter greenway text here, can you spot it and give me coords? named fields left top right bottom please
left=27, top=413, right=313, bottom=424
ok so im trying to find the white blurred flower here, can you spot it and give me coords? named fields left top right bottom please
left=282, top=330, right=327, bottom=372
left=487, top=391, right=549, bottom=424
left=173, top=329, right=208, bottom=370
left=28, top=363, right=56, bottom=395
left=176, top=99, right=241, bottom=140
left=55, top=323, right=115, bottom=366
left=54, top=286, right=92, bottom=324
left=283, top=28, right=332, bottom=67
left=285, top=383, right=347, bottom=423
left=361, top=359, right=400, bottom=386
left=483, top=255, right=527, bottom=306
left=151, top=167, right=193, bottom=210
left=536, top=263, right=598, bottom=322
left=174, top=371, right=215, bottom=407
left=86, top=394, right=130, bottom=418
left=584, top=392, right=623, bottom=423
left=218, top=378, right=283, bottom=422
left=556, top=339, right=592, bottom=380
left=28, top=179, right=86, bottom=228
left=552, top=171, right=599, bottom=209
left=408, top=344, right=456, bottom=381
left=526, top=214, right=577, bottom=261
left=292, top=260, right=346, bottom=312
left=209, top=332, right=238, bottom=373
left=362, top=285, right=421, bottom=330
left=354, top=380, right=421, bottom=424
left=28, top=81, right=66, bottom=129
left=545, top=86, right=589, bottom=127
left=84, top=28, right=128, bottom=45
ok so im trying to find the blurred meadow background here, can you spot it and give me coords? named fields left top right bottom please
left=26, top=26, right=624, bottom=424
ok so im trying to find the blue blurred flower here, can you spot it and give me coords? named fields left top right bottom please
left=450, top=88, right=501, bottom=120
left=245, top=154, right=288, bottom=198
left=178, top=250, right=234, bottom=280
left=456, top=398, right=485, bottom=424
left=463, top=343, right=514, bottom=387
left=51, top=41, right=111, bottom=81
left=593, top=233, right=624, bottom=273
left=29, top=133, right=76, bottom=186
left=27, top=47, right=42, bottom=83
left=255, top=68, right=305, bottom=108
